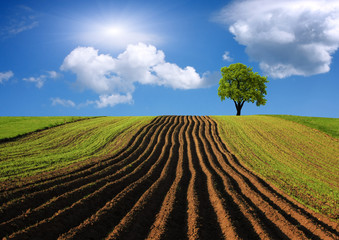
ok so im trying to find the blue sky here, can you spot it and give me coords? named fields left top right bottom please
left=1, top=0, right=339, bottom=117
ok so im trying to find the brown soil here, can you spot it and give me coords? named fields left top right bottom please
left=0, top=116, right=338, bottom=240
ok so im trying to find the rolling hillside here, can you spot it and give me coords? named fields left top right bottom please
left=0, top=116, right=337, bottom=239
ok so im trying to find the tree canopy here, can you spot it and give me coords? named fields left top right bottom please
left=218, top=63, right=268, bottom=116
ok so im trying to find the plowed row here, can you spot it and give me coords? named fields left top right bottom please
left=0, top=116, right=338, bottom=239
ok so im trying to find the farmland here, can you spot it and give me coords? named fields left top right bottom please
left=0, top=116, right=337, bottom=239
left=0, top=116, right=89, bottom=140
left=270, top=115, right=339, bottom=139
left=0, top=116, right=154, bottom=181
left=212, top=115, right=338, bottom=219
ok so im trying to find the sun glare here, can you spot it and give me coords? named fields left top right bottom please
left=76, top=18, right=160, bottom=50
left=105, top=26, right=124, bottom=36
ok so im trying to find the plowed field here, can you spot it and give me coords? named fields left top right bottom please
left=0, top=116, right=338, bottom=239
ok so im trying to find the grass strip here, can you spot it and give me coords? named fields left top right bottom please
left=0, top=116, right=90, bottom=140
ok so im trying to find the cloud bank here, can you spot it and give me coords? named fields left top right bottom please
left=61, top=43, right=215, bottom=108
left=216, top=0, right=339, bottom=78
left=0, top=71, right=14, bottom=83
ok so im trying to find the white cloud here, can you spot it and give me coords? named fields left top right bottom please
left=47, top=71, right=58, bottom=79
left=96, top=93, right=133, bottom=108
left=23, top=76, right=44, bottom=88
left=222, top=51, right=233, bottom=61
left=61, top=43, right=216, bottom=108
left=60, top=47, right=118, bottom=93
left=115, top=43, right=165, bottom=85
left=216, top=0, right=339, bottom=78
left=152, top=63, right=203, bottom=89
left=23, top=71, right=58, bottom=88
left=51, top=97, right=76, bottom=107
left=0, top=71, right=14, bottom=83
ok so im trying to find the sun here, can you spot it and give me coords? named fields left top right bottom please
left=104, top=26, right=124, bottom=37
left=75, top=19, right=159, bottom=49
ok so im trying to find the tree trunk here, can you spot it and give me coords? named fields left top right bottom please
left=234, top=100, right=245, bottom=116
left=236, top=107, right=241, bottom=116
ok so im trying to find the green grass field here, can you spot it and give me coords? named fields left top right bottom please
left=0, top=116, right=154, bottom=181
left=0, top=116, right=89, bottom=140
left=270, top=115, right=339, bottom=138
left=212, top=115, right=339, bottom=219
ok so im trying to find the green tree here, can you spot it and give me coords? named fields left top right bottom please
left=218, top=63, right=268, bottom=116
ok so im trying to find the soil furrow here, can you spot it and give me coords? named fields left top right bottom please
left=185, top=116, right=201, bottom=240
left=192, top=116, right=245, bottom=240
left=105, top=116, right=184, bottom=240
left=4, top=117, right=176, bottom=239
left=0, top=117, right=170, bottom=236
left=56, top=116, right=180, bottom=240
left=186, top=116, right=224, bottom=240
left=204, top=116, right=325, bottom=239
left=0, top=117, right=167, bottom=225
left=146, top=116, right=190, bottom=240
left=199, top=117, right=297, bottom=239
left=0, top=116, right=161, bottom=201
left=206, top=116, right=339, bottom=239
